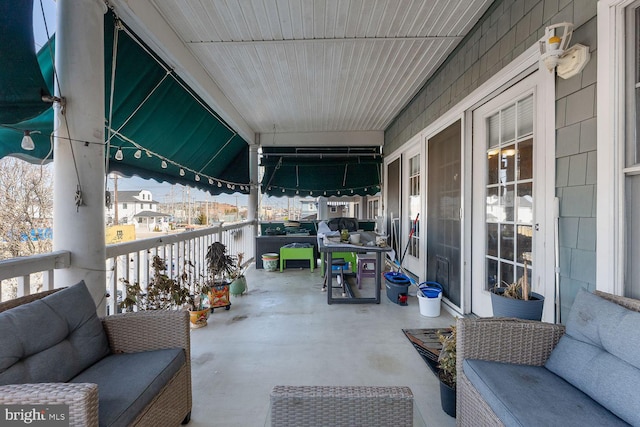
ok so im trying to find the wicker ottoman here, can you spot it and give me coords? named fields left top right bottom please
left=270, top=385, right=413, bottom=427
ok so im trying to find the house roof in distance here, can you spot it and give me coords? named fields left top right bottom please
left=108, top=190, right=159, bottom=204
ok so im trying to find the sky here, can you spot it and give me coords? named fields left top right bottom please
left=31, top=0, right=247, bottom=205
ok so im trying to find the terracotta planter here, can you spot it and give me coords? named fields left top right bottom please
left=490, top=288, right=545, bottom=321
left=189, top=308, right=210, bottom=328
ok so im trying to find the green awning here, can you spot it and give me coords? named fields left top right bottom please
left=0, top=10, right=249, bottom=195
left=260, top=146, right=382, bottom=197
left=0, top=0, right=51, bottom=124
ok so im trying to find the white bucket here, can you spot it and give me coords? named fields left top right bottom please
left=417, top=290, right=442, bottom=317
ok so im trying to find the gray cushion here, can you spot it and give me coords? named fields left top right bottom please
left=464, top=359, right=629, bottom=427
left=563, top=288, right=640, bottom=369
left=0, top=281, right=110, bottom=385
left=546, top=289, right=640, bottom=425
left=70, top=348, right=186, bottom=427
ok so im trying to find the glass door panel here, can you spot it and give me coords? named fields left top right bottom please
left=408, top=154, right=420, bottom=259
left=484, top=96, right=534, bottom=291
left=473, top=90, right=536, bottom=317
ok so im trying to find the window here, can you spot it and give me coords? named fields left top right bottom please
left=624, top=1, right=640, bottom=298
left=122, top=203, right=127, bottom=209
left=368, top=199, right=379, bottom=218
left=408, top=154, right=420, bottom=258
left=597, top=0, right=640, bottom=296
left=484, top=95, right=534, bottom=289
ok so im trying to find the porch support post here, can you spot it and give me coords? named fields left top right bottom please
left=248, top=142, right=259, bottom=223
left=248, top=142, right=259, bottom=252
left=53, top=0, right=108, bottom=313
left=317, top=196, right=328, bottom=220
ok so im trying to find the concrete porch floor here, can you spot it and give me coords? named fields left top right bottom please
left=188, top=265, right=457, bottom=427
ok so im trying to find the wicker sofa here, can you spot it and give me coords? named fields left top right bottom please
left=457, top=290, right=640, bottom=426
left=0, top=281, right=192, bottom=427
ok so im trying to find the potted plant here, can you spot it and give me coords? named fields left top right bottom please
left=182, top=259, right=212, bottom=328
left=437, top=325, right=457, bottom=418
left=205, top=242, right=234, bottom=311
left=119, top=255, right=212, bottom=328
left=490, top=253, right=544, bottom=320
left=120, top=255, right=188, bottom=311
left=228, top=252, right=248, bottom=296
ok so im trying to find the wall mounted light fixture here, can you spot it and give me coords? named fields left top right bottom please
left=539, top=22, right=590, bottom=79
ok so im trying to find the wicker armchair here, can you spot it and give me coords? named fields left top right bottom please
left=0, top=288, right=192, bottom=427
left=456, top=291, right=640, bottom=426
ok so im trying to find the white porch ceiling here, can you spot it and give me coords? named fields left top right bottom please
left=112, top=0, right=493, bottom=142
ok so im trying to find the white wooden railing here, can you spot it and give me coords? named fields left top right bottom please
left=0, top=250, right=71, bottom=297
left=0, top=220, right=256, bottom=313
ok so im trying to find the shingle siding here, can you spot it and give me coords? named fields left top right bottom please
left=384, top=0, right=598, bottom=321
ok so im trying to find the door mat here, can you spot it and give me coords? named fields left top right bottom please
left=402, top=328, right=451, bottom=376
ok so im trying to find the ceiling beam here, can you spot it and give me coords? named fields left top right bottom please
left=187, top=36, right=464, bottom=46
left=259, top=131, right=383, bottom=147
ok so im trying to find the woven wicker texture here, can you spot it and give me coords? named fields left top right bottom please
left=0, top=289, right=191, bottom=427
left=270, top=385, right=413, bottom=427
left=130, top=364, right=191, bottom=427
left=0, top=383, right=99, bottom=427
left=456, top=291, right=640, bottom=426
left=101, top=309, right=192, bottom=426
left=0, top=288, right=63, bottom=313
left=595, top=290, right=640, bottom=312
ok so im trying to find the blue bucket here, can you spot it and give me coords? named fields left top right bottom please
left=384, top=272, right=411, bottom=285
left=418, top=281, right=442, bottom=298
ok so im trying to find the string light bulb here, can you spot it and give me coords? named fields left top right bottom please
left=217, top=182, right=222, bottom=188
left=195, top=174, right=200, bottom=181
left=208, top=178, right=214, bottom=185
left=179, top=168, right=185, bottom=176
left=115, top=147, right=124, bottom=161
left=21, top=130, right=36, bottom=151
left=161, top=160, right=167, bottom=169
left=134, top=149, right=142, bottom=159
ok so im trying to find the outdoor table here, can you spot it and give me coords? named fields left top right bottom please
left=317, top=231, right=390, bottom=304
